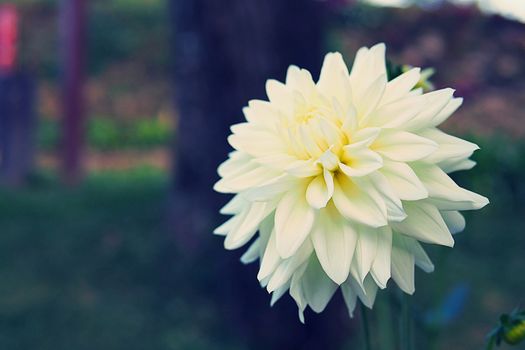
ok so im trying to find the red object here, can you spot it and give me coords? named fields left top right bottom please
left=0, top=4, right=18, bottom=72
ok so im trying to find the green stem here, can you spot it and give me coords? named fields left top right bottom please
left=400, top=293, right=412, bottom=350
left=360, top=303, right=372, bottom=350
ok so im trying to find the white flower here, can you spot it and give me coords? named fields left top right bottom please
left=214, top=43, right=488, bottom=322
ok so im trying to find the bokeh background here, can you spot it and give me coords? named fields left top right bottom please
left=0, top=0, right=523, bottom=349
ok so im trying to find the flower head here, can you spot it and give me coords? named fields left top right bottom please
left=214, top=43, right=488, bottom=322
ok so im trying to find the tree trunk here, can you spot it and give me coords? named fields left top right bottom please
left=60, top=0, right=86, bottom=185
left=168, top=1, right=351, bottom=349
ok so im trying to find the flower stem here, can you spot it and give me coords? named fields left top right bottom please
left=400, top=293, right=413, bottom=350
left=360, top=303, right=372, bottom=350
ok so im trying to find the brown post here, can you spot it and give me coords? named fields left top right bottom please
left=60, top=0, right=86, bottom=185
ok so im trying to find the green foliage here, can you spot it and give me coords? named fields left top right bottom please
left=0, top=170, right=246, bottom=350
left=87, top=0, right=169, bottom=75
left=38, top=117, right=172, bottom=151
left=88, top=118, right=121, bottom=150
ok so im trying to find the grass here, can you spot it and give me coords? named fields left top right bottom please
left=0, top=169, right=244, bottom=350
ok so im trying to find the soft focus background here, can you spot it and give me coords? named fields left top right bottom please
left=0, top=0, right=523, bottom=349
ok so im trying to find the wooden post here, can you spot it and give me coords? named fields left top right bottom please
left=59, top=0, right=86, bottom=185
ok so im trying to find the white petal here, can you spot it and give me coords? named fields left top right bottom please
left=242, top=174, right=294, bottom=202
left=430, top=97, right=463, bottom=127
left=217, top=151, right=253, bottom=179
left=240, top=238, right=260, bottom=264
left=368, top=172, right=406, bottom=222
left=270, top=281, right=290, bottom=306
left=373, top=129, right=438, bottom=162
left=340, top=145, right=383, bottom=177
left=266, top=79, right=293, bottom=115
left=224, top=201, right=275, bottom=250
left=274, top=188, right=315, bottom=258
left=220, top=195, right=248, bottom=215
left=258, top=228, right=280, bottom=281
left=340, top=282, right=358, bottom=317
left=317, top=148, right=340, bottom=172
left=367, top=94, right=425, bottom=128
left=419, top=128, right=479, bottom=165
left=306, top=170, right=334, bottom=209
left=285, top=159, right=321, bottom=178
left=317, top=52, right=351, bottom=107
left=441, top=210, right=466, bottom=234
left=350, top=44, right=386, bottom=97
left=439, top=158, right=476, bottom=173
left=404, top=88, right=455, bottom=130
left=244, top=99, right=281, bottom=127
left=348, top=275, right=379, bottom=308
left=289, top=262, right=309, bottom=323
left=267, top=239, right=313, bottom=292
left=215, top=164, right=281, bottom=193
left=351, top=127, right=381, bottom=147
left=332, top=174, right=387, bottom=227
left=408, top=238, right=434, bottom=273
left=213, top=216, right=237, bottom=236
left=381, top=67, right=421, bottom=106
left=228, top=131, right=284, bottom=157
left=356, top=74, right=387, bottom=123
left=413, top=163, right=489, bottom=210
left=392, top=201, right=454, bottom=247
left=286, top=66, right=317, bottom=99
left=353, top=225, right=379, bottom=282
left=311, top=207, right=358, bottom=284
left=371, top=226, right=393, bottom=289
left=379, top=161, right=428, bottom=201
left=255, top=154, right=298, bottom=171
left=391, top=234, right=415, bottom=294
left=301, top=257, right=338, bottom=313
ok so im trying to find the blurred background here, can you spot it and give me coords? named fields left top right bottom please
left=0, top=0, right=523, bottom=349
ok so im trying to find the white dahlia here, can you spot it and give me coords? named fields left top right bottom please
left=214, top=43, right=488, bottom=322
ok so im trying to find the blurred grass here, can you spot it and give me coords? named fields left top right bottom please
left=38, top=117, right=172, bottom=151
left=0, top=168, right=244, bottom=350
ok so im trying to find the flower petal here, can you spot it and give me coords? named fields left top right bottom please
left=267, top=239, right=313, bottom=292
left=368, top=172, right=406, bottom=222
left=404, top=88, right=455, bottom=130
left=240, top=238, right=260, bottom=264
left=391, top=234, right=416, bottom=294
left=301, top=257, right=338, bottom=313
left=224, top=201, right=276, bottom=250
left=441, top=210, right=466, bottom=234
left=353, top=225, right=379, bottom=282
left=373, top=129, right=438, bottom=162
left=275, top=188, right=316, bottom=258
left=379, top=161, right=428, bottom=201
left=413, top=163, right=489, bottom=210
left=381, top=67, right=421, bottom=106
left=306, top=169, right=334, bottom=209
left=429, top=97, right=463, bottom=127
left=311, top=207, right=358, bottom=284
left=332, top=174, right=387, bottom=227
left=371, top=226, right=393, bottom=289
left=340, top=145, right=383, bottom=177
left=419, top=128, right=479, bottom=165
left=317, top=52, right=351, bottom=107
left=392, top=201, right=454, bottom=247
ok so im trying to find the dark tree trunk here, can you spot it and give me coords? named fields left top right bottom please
left=168, top=1, right=352, bottom=349
left=171, top=0, right=325, bottom=209
left=0, top=72, right=36, bottom=185
left=59, top=0, right=86, bottom=185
